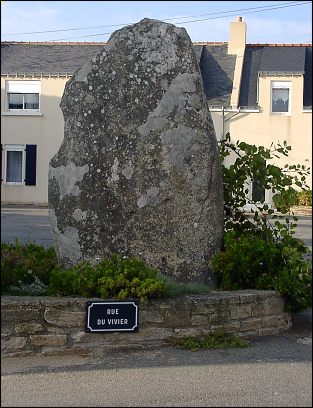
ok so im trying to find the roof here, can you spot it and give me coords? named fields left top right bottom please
left=199, top=44, right=236, bottom=107
left=1, top=41, right=312, bottom=108
left=1, top=42, right=106, bottom=75
left=239, top=45, right=312, bottom=107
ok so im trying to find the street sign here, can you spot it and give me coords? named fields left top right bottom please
left=86, top=300, right=139, bottom=333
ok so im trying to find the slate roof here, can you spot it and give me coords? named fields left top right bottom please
left=1, top=42, right=311, bottom=108
left=239, top=45, right=312, bottom=108
left=1, top=42, right=105, bottom=74
left=198, top=44, right=236, bottom=107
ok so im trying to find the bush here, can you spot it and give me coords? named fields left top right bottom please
left=168, top=330, right=248, bottom=350
left=211, top=230, right=312, bottom=312
left=216, top=134, right=312, bottom=312
left=1, top=242, right=211, bottom=300
left=1, top=241, right=58, bottom=295
left=47, top=253, right=167, bottom=301
left=272, top=188, right=299, bottom=211
left=297, top=190, right=312, bottom=206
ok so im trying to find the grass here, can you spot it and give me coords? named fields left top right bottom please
left=168, top=330, right=249, bottom=351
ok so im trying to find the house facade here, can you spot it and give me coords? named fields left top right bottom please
left=1, top=18, right=312, bottom=206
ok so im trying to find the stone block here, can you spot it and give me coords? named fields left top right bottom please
left=5, top=337, right=27, bottom=350
left=191, top=314, right=209, bottom=326
left=267, top=297, right=284, bottom=315
left=210, top=321, right=241, bottom=333
left=173, top=327, right=201, bottom=338
left=15, top=323, right=43, bottom=334
left=139, top=309, right=164, bottom=324
left=30, top=334, right=67, bottom=347
left=240, top=318, right=262, bottom=331
left=164, top=309, right=191, bottom=327
left=44, top=309, right=85, bottom=327
left=251, top=301, right=269, bottom=317
left=230, top=304, right=252, bottom=319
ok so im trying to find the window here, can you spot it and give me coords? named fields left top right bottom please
left=252, top=159, right=266, bottom=203
left=6, top=81, right=41, bottom=112
left=271, top=81, right=291, bottom=114
left=1, top=144, right=37, bottom=186
left=252, top=180, right=265, bottom=202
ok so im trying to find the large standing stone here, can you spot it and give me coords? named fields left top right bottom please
left=48, top=18, right=224, bottom=285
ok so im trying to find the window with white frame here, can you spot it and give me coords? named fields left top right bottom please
left=6, top=80, right=41, bottom=112
left=271, top=81, right=291, bottom=114
left=2, top=145, right=25, bottom=185
left=1, top=144, right=37, bottom=186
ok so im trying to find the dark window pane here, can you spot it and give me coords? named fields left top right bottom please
left=252, top=159, right=266, bottom=202
left=8, top=93, right=23, bottom=109
left=6, top=151, right=23, bottom=182
left=252, top=182, right=265, bottom=202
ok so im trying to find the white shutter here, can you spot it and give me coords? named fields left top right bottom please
left=7, top=80, right=41, bottom=93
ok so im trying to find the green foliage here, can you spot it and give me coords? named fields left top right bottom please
left=1, top=242, right=211, bottom=300
left=47, top=254, right=167, bottom=301
left=219, top=133, right=310, bottom=237
left=272, top=188, right=299, bottom=211
left=215, top=134, right=312, bottom=312
left=296, top=189, right=312, bottom=206
left=273, top=188, right=312, bottom=209
left=211, top=231, right=312, bottom=312
left=168, top=330, right=248, bottom=350
left=1, top=241, right=58, bottom=295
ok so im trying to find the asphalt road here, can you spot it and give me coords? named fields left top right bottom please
left=1, top=317, right=312, bottom=407
left=0, top=206, right=312, bottom=252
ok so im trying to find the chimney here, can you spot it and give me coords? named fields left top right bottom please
left=228, top=17, right=247, bottom=108
left=228, top=16, right=246, bottom=54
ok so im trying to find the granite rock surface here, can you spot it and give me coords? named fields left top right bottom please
left=48, top=18, right=224, bottom=285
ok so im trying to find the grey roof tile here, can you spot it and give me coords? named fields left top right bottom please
left=1, top=43, right=105, bottom=74
left=1, top=42, right=311, bottom=108
left=239, top=45, right=312, bottom=107
left=199, top=44, right=236, bottom=107
left=259, top=46, right=306, bottom=73
left=303, top=47, right=312, bottom=107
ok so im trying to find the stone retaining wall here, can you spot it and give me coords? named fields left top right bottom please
left=1, top=290, right=292, bottom=357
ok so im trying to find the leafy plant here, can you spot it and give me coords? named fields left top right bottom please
left=272, top=188, right=299, bottom=211
left=168, top=330, right=248, bottom=350
left=211, top=230, right=312, bottom=312
left=214, top=134, right=312, bottom=312
left=47, top=254, right=167, bottom=301
left=1, top=240, right=58, bottom=294
left=218, top=133, right=310, bottom=239
left=8, top=270, right=48, bottom=296
left=296, top=190, right=312, bottom=206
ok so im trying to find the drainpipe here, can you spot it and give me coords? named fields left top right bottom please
left=224, top=107, right=242, bottom=123
left=221, top=106, right=225, bottom=140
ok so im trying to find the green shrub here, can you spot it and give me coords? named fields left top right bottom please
left=168, top=330, right=248, bottom=350
left=211, top=230, right=312, bottom=312
left=1, top=241, right=58, bottom=295
left=47, top=254, right=167, bottom=301
left=216, top=134, right=312, bottom=312
left=296, top=190, right=312, bottom=206
left=272, top=188, right=299, bottom=211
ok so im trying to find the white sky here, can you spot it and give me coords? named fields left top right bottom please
left=1, top=1, right=312, bottom=43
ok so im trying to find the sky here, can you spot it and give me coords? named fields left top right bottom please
left=1, top=1, right=312, bottom=44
